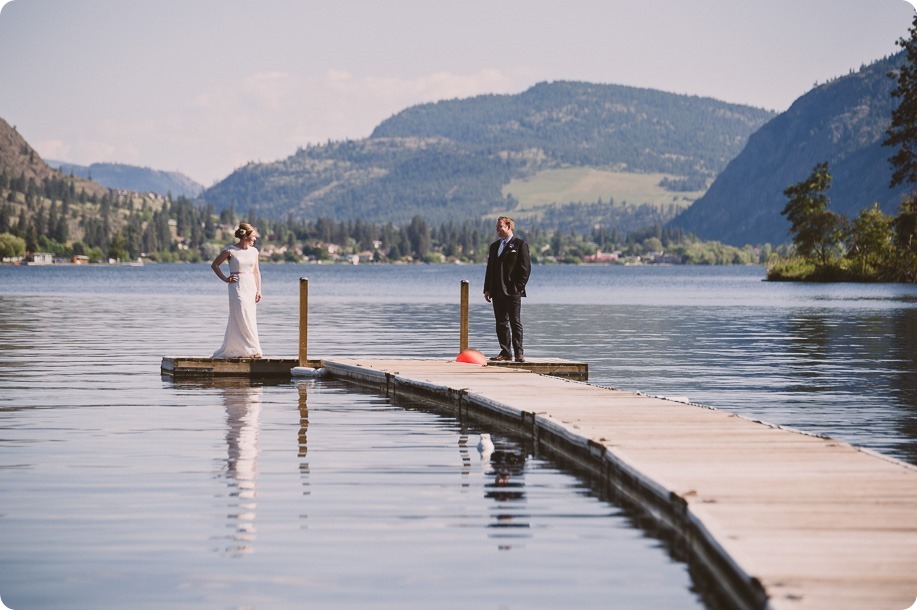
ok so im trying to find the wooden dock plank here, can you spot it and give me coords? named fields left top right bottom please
left=320, top=357, right=917, bottom=610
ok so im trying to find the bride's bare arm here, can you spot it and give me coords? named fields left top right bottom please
left=254, top=257, right=262, bottom=302
left=211, top=250, right=232, bottom=283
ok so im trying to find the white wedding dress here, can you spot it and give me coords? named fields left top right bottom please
left=212, top=245, right=263, bottom=358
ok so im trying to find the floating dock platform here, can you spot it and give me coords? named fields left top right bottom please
left=315, top=357, right=917, bottom=610
left=161, top=356, right=313, bottom=378
left=160, top=355, right=588, bottom=381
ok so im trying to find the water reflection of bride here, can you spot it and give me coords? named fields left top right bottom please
left=221, top=382, right=263, bottom=555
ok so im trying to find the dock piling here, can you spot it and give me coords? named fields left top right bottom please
left=460, top=280, right=469, bottom=352
left=299, top=277, right=308, bottom=366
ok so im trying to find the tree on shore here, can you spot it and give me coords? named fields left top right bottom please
left=890, top=197, right=917, bottom=281
left=885, top=13, right=917, bottom=189
left=847, top=203, right=892, bottom=276
left=884, top=12, right=917, bottom=281
left=781, top=162, right=844, bottom=268
left=0, top=232, right=26, bottom=258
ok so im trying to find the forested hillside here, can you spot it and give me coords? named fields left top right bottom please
left=373, top=81, right=772, bottom=176
left=205, top=137, right=516, bottom=227
left=202, top=81, right=775, bottom=227
left=0, top=117, right=196, bottom=262
left=0, top=115, right=771, bottom=266
left=0, top=119, right=106, bottom=202
left=671, top=53, right=910, bottom=246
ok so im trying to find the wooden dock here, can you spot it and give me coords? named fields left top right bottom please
left=161, top=356, right=315, bottom=378
left=316, top=357, right=917, bottom=610
left=160, top=277, right=590, bottom=381
left=160, top=355, right=588, bottom=381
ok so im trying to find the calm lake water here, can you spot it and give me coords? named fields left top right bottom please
left=1, top=263, right=915, bottom=609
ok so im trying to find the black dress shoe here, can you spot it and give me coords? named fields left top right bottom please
left=489, top=354, right=511, bottom=361
left=514, top=355, right=525, bottom=362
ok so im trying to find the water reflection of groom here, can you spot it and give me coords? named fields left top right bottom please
left=486, top=449, right=528, bottom=530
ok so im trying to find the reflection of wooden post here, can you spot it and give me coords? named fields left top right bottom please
left=460, top=280, right=469, bottom=352
left=297, top=384, right=309, bottom=458
left=299, top=277, right=308, bottom=366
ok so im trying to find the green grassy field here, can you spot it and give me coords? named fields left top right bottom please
left=502, top=167, right=706, bottom=210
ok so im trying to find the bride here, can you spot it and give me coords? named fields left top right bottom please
left=211, top=223, right=263, bottom=358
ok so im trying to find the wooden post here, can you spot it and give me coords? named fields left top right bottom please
left=299, top=277, right=308, bottom=366
left=460, top=280, right=469, bottom=353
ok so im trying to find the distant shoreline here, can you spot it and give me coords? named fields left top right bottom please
left=2, top=260, right=769, bottom=268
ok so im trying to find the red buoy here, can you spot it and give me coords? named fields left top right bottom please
left=455, top=349, right=487, bottom=365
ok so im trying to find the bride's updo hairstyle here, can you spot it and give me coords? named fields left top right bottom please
left=234, top=223, right=255, bottom=240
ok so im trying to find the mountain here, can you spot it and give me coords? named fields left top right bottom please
left=202, top=81, right=775, bottom=227
left=0, top=118, right=107, bottom=200
left=670, top=53, right=910, bottom=246
left=371, top=81, right=772, bottom=175
left=49, top=161, right=204, bottom=198
left=1, top=116, right=174, bottom=258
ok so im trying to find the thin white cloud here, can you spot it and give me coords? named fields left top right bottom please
left=361, top=69, right=516, bottom=105
left=34, top=139, right=71, bottom=163
left=326, top=69, right=353, bottom=82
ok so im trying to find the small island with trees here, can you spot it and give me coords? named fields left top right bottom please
left=767, top=15, right=917, bottom=284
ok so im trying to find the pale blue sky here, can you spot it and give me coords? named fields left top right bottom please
left=0, top=0, right=914, bottom=184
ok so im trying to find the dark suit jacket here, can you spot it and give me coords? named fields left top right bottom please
left=484, top=236, right=531, bottom=298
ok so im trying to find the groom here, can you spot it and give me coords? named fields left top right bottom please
left=483, top=216, right=531, bottom=363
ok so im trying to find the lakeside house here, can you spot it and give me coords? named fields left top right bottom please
left=27, top=252, right=53, bottom=265
left=585, top=249, right=620, bottom=263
